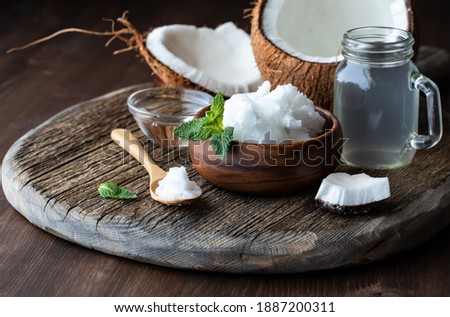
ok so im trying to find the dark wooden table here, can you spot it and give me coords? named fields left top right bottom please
left=1, top=0, right=449, bottom=296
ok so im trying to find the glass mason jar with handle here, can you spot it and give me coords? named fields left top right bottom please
left=333, top=26, right=442, bottom=169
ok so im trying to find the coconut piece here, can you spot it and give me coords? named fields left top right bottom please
left=251, top=0, right=415, bottom=109
left=146, top=22, right=262, bottom=97
left=315, top=173, right=390, bottom=214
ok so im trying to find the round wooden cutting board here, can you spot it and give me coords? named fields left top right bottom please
left=2, top=83, right=450, bottom=273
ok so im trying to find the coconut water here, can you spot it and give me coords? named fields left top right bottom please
left=334, top=61, right=419, bottom=169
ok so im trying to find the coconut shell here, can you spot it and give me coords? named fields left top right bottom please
left=250, top=0, right=417, bottom=111
left=136, top=31, right=213, bottom=95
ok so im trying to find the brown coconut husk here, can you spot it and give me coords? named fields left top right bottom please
left=7, top=11, right=211, bottom=95
left=250, top=0, right=416, bottom=111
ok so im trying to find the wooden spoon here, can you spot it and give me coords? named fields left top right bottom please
left=110, top=128, right=201, bottom=205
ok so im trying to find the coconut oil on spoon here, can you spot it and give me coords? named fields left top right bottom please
left=111, top=128, right=202, bottom=205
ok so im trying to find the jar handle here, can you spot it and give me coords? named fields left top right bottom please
left=409, top=72, right=443, bottom=149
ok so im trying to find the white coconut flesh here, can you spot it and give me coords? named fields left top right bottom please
left=263, top=0, right=410, bottom=63
left=146, top=22, right=262, bottom=96
left=315, top=173, right=390, bottom=207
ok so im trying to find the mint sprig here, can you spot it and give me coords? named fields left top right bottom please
left=210, top=126, right=234, bottom=158
left=98, top=182, right=138, bottom=200
left=205, top=93, right=225, bottom=132
left=174, top=118, right=212, bottom=140
left=174, top=92, right=234, bottom=158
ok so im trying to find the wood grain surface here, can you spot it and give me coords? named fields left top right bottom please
left=1, top=0, right=450, bottom=296
left=3, top=81, right=449, bottom=273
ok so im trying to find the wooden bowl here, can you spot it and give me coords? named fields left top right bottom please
left=189, top=106, right=343, bottom=195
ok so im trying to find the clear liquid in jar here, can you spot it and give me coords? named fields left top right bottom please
left=334, top=61, right=419, bottom=169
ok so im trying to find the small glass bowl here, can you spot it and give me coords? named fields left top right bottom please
left=128, top=87, right=213, bottom=147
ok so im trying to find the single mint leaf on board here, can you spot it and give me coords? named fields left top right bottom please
left=210, top=126, right=234, bottom=159
left=98, top=182, right=138, bottom=200
left=174, top=117, right=212, bottom=141
left=116, top=187, right=138, bottom=199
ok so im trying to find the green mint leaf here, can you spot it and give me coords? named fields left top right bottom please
left=98, top=182, right=118, bottom=198
left=209, top=92, right=225, bottom=119
left=205, top=92, right=225, bottom=130
left=203, top=121, right=223, bottom=135
left=98, top=182, right=138, bottom=200
left=173, top=92, right=228, bottom=152
left=210, top=126, right=234, bottom=158
left=116, top=187, right=139, bottom=199
left=174, top=118, right=212, bottom=140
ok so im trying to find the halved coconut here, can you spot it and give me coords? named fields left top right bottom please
left=146, top=22, right=262, bottom=97
left=251, top=0, right=415, bottom=109
left=315, top=173, right=391, bottom=214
